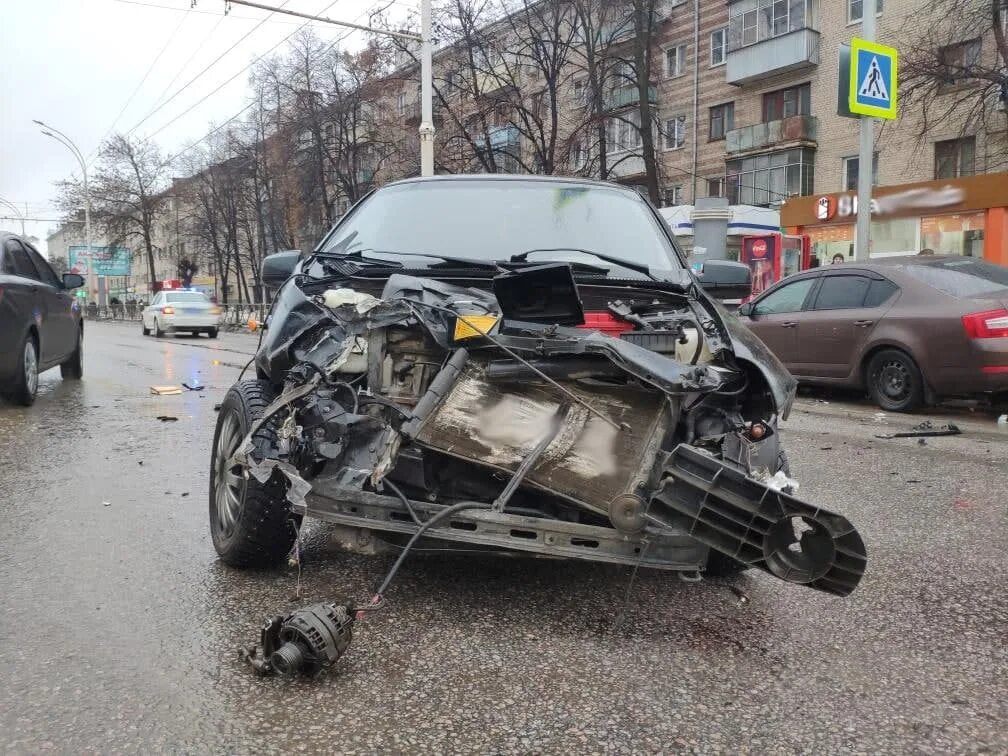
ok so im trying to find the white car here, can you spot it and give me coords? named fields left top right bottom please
left=141, top=290, right=222, bottom=338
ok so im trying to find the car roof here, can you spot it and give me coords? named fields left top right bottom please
left=382, top=173, right=645, bottom=195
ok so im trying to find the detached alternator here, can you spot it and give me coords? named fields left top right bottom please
left=241, top=603, right=354, bottom=677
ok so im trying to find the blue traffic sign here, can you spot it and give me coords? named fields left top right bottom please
left=849, top=38, right=898, bottom=119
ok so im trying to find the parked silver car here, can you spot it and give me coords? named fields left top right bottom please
left=141, top=290, right=222, bottom=338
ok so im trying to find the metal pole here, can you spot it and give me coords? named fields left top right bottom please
left=854, top=0, right=876, bottom=261
left=419, top=0, right=434, bottom=176
left=35, top=120, right=96, bottom=300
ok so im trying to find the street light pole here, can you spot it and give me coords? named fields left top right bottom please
left=419, top=0, right=434, bottom=176
left=34, top=120, right=95, bottom=301
left=854, top=0, right=877, bottom=261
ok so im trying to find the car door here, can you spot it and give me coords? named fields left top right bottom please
left=741, top=275, right=820, bottom=371
left=1, top=240, right=53, bottom=362
left=25, top=243, right=76, bottom=362
left=799, top=273, right=898, bottom=379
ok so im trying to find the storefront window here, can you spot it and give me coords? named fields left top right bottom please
left=870, top=217, right=919, bottom=255
left=921, top=212, right=985, bottom=256
left=806, top=224, right=854, bottom=265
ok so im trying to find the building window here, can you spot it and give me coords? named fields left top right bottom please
left=762, top=83, right=811, bottom=122
left=572, top=140, right=588, bottom=171
left=848, top=0, right=884, bottom=23
left=729, top=0, right=812, bottom=50
left=726, top=147, right=815, bottom=206
left=842, top=153, right=879, bottom=190
left=573, top=78, right=587, bottom=105
left=664, top=116, right=687, bottom=150
left=664, top=186, right=683, bottom=206
left=709, top=102, right=734, bottom=141
left=605, top=110, right=643, bottom=155
left=708, top=177, right=725, bottom=197
left=934, top=137, right=976, bottom=178
left=710, top=27, right=727, bottom=66
left=665, top=44, right=687, bottom=77
left=397, top=92, right=407, bottom=115
left=938, top=39, right=981, bottom=87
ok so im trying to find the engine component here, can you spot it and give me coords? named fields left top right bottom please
left=241, top=603, right=355, bottom=677
left=608, top=492, right=647, bottom=534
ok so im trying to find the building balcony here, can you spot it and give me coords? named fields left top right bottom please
left=725, top=28, right=820, bottom=86
left=479, top=125, right=520, bottom=150
left=607, top=153, right=646, bottom=179
left=725, top=115, right=817, bottom=157
left=603, top=84, right=658, bottom=112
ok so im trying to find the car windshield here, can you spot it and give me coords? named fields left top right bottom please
left=166, top=292, right=209, bottom=303
left=902, top=258, right=1008, bottom=298
left=318, top=180, right=682, bottom=279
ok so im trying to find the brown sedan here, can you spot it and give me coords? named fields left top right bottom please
left=737, top=255, right=1008, bottom=412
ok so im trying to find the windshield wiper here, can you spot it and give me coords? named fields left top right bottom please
left=510, top=248, right=657, bottom=281
left=330, top=248, right=503, bottom=272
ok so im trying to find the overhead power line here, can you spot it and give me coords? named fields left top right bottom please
left=124, top=0, right=295, bottom=138
left=90, top=2, right=194, bottom=163
left=159, top=1, right=384, bottom=166
left=143, top=0, right=348, bottom=143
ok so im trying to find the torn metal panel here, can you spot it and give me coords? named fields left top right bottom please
left=412, top=362, right=671, bottom=515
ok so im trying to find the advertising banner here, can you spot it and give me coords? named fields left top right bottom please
left=69, top=246, right=131, bottom=277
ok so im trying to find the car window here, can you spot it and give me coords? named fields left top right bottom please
left=901, top=259, right=1008, bottom=298
left=24, top=246, right=62, bottom=288
left=151, top=293, right=163, bottom=306
left=812, top=275, right=871, bottom=310
left=864, top=278, right=898, bottom=308
left=166, top=292, right=209, bottom=303
left=319, top=181, right=683, bottom=278
left=2, top=240, right=40, bottom=280
left=754, top=278, right=816, bottom=315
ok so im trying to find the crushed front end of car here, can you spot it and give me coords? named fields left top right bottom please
left=213, top=262, right=866, bottom=674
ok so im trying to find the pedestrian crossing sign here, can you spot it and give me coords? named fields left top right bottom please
left=849, top=38, right=898, bottom=119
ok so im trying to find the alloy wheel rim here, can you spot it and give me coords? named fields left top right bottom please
left=214, top=412, right=247, bottom=538
left=24, top=342, right=38, bottom=395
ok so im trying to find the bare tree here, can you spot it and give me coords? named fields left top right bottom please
left=900, top=0, right=1008, bottom=171
left=58, top=134, right=169, bottom=288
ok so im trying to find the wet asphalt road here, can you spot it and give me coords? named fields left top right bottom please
left=1, top=320, right=1006, bottom=754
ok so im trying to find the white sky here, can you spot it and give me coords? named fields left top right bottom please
left=1, top=0, right=411, bottom=254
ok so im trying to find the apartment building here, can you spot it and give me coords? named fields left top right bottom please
left=373, top=0, right=1001, bottom=217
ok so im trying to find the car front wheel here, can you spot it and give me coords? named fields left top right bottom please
left=154, top=318, right=164, bottom=338
left=209, top=380, right=301, bottom=567
left=8, top=334, right=39, bottom=406
left=867, top=349, right=924, bottom=413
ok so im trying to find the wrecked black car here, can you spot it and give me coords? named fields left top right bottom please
left=211, top=177, right=866, bottom=674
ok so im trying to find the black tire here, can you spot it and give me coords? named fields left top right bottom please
left=209, top=379, right=301, bottom=567
left=142, top=322, right=150, bottom=336
left=866, top=348, right=924, bottom=413
left=705, top=448, right=790, bottom=577
left=60, top=327, right=84, bottom=380
left=207, top=327, right=219, bottom=339
left=9, top=333, right=39, bottom=406
left=154, top=318, right=164, bottom=338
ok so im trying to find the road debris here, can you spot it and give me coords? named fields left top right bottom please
left=241, top=603, right=355, bottom=677
left=150, top=385, right=182, bottom=396
left=182, top=381, right=205, bottom=391
left=875, top=421, right=961, bottom=439
left=156, top=415, right=178, bottom=422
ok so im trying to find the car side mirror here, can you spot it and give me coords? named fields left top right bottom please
left=737, top=302, right=754, bottom=317
left=261, top=250, right=301, bottom=291
left=62, top=273, right=85, bottom=290
left=694, top=260, right=752, bottom=302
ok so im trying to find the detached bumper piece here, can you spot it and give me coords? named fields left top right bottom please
left=651, top=445, right=866, bottom=596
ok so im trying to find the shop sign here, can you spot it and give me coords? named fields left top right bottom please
left=814, top=185, right=966, bottom=222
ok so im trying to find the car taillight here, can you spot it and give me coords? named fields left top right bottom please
left=162, top=305, right=175, bottom=315
left=209, top=306, right=222, bottom=315
left=962, top=309, right=1008, bottom=339
left=577, top=311, right=633, bottom=336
